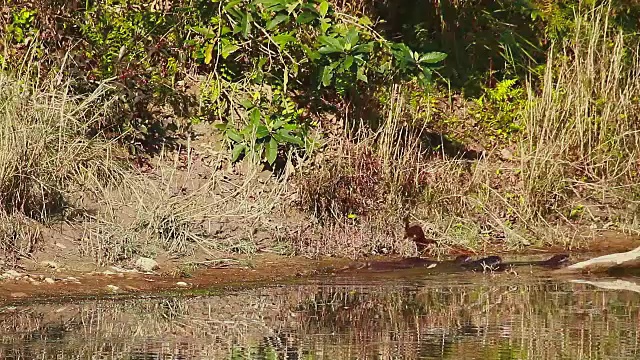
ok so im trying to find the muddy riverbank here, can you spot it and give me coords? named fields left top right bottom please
left=1, top=230, right=638, bottom=303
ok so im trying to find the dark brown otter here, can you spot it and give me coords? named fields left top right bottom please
left=463, top=254, right=571, bottom=272
left=404, top=216, right=435, bottom=253
left=496, top=254, right=570, bottom=271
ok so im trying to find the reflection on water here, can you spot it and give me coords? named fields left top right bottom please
left=0, top=271, right=639, bottom=359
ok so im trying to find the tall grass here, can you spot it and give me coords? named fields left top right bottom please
left=296, top=1, right=640, bottom=256
left=0, top=66, right=126, bottom=257
left=521, top=1, right=640, bottom=225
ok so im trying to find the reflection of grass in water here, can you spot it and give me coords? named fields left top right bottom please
left=0, top=280, right=638, bottom=359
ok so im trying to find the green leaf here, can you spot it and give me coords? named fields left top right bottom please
left=204, top=43, right=214, bottom=64
left=227, top=129, right=244, bottom=143
left=345, top=28, right=359, bottom=49
left=240, top=99, right=254, bottom=109
left=249, top=108, right=261, bottom=124
left=352, top=42, right=373, bottom=54
left=358, top=16, right=372, bottom=26
left=221, top=43, right=239, bottom=59
left=255, top=125, right=270, bottom=139
left=318, top=45, right=342, bottom=54
left=240, top=12, right=253, bottom=39
left=420, top=67, right=433, bottom=84
left=231, top=144, right=246, bottom=162
left=418, top=51, right=447, bottom=64
left=297, top=11, right=317, bottom=24
left=273, top=34, right=296, bottom=48
left=342, top=55, right=354, bottom=71
left=224, top=0, right=243, bottom=11
left=286, top=2, right=298, bottom=13
left=320, top=18, right=331, bottom=34
left=265, top=137, right=278, bottom=165
left=190, top=26, right=216, bottom=38
left=274, top=129, right=304, bottom=146
left=356, top=66, right=368, bottom=82
left=321, top=66, right=333, bottom=87
left=271, top=119, right=284, bottom=129
left=266, top=14, right=289, bottom=30
left=214, top=123, right=228, bottom=131
left=318, top=36, right=343, bottom=52
left=319, top=1, right=329, bottom=17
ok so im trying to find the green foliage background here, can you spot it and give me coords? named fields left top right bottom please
left=1, top=0, right=639, bottom=164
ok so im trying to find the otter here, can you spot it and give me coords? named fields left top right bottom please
left=403, top=216, right=435, bottom=253
left=461, top=254, right=570, bottom=272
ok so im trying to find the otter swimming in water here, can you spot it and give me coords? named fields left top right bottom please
left=460, top=254, right=570, bottom=272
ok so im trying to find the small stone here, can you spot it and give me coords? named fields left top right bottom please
left=2, top=270, right=23, bottom=279
left=500, top=148, right=513, bottom=161
left=44, top=278, right=55, bottom=284
left=106, top=285, right=120, bottom=292
left=10, top=292, right=27, bottom=298
left=54, top=242, right=67, bottom=249
left=176, top=281, right=189, bottom=287
left=40, top=261, right=60, bottom=269
left=135, top=257, right=159, bottom=272
left=102, top=270, right=117, bottom=275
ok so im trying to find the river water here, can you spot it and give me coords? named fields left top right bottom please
left=0, top=268, right=638, bottom=359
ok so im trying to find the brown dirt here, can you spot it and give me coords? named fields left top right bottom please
left=0, top=254, right=354, bottom=303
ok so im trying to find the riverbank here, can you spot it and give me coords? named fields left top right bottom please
left=1, top=1, right=640, bottom=287
left=1, top=231, right=638, bottom=303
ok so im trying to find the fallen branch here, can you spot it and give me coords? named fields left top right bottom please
left=558, top=246, right=640, bottom=273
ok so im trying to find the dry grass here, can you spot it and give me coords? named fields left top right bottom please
left=79, top=155, right=296, bottom=264
left=521, top=1, right=640, bottom=226
left=0, top=61, right=128, bottom=259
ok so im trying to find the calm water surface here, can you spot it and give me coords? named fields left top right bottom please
left=0, top=269, right=639, bottom=359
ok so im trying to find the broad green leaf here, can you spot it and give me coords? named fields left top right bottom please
left=357, top=66, right=368, bottom=82
left=231, top=144, right=245, bottom=162
left=318, top=36, right=343, bottom=51
left=342, top=55, right=354, bottom=71
left=214, top=123, right=228, bottom=131
left=252, top=0, right=283, bottom=8
left=282, top=123, right=298, bottom=131
left=271, top=119, right=284, bottom=129
left=224, top=0, right=243, bottom=11
left=221, top=43, right=239, bottom=59
left=345, top=28, right=359, bottom=49
left=249, top=108, right=261, bottom=124
left=204, top=43, right=213, bottom=64
left=265, top=137, right=278, bottom=165
left=266, top=14, right=289, bottom=30
left=321, top=66, right=333, bottom=87
left=227, top=129, right=243, bottom=143
left=241, top=12, right=252, bottom=39
left=274, top=128, right=304, bottom=146
left=319, top=1, right=329, bottom=17
left=352, top=42, right=373, bottom=54
left=418, top=51, right=447, bottom=64
left=318, top=45, right=342, bottom=54
left=319, top=19, right=330, bottom=34
left=297, top=11, right=317, bottom=24
left=240, top=99, right=254, bottom=109
left=190, top=26, right=216, bottom=38
left=421, top=67, right=433, bottom=83
left=286, top=2, right=298, bottom=13
left=255, top=125, right=270, bottom=139
left=273, top=34, right=296, bottom=48
left=358, top=16, right=372, bottom=26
